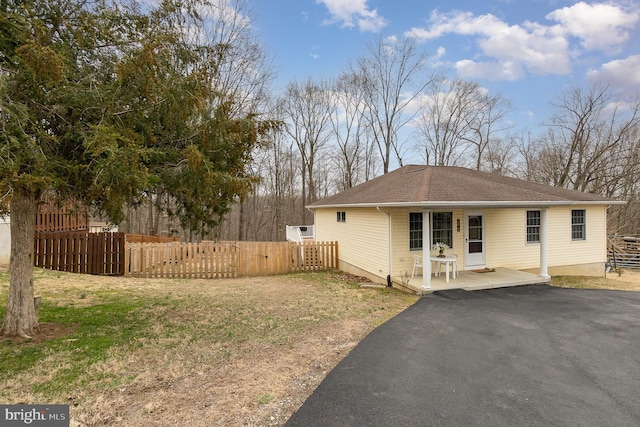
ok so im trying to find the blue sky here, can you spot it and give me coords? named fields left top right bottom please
left=252, top=0, right=640, bottom=133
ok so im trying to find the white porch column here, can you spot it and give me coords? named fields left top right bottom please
left=422, top=210, right=432, bottom=290
left=540, top=207, right=550, bottom=279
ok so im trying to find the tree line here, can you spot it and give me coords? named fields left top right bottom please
left=121, top=22, right=640, bottom=240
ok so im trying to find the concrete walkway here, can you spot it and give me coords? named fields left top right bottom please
left=286, top=285, right=640, bottom=426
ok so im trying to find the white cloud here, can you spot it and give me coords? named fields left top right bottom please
left=546, top=2, right=639, bottom=51
left=404, top=2, right=640, bottom=81
left=316, top=0, right=388, bottom=32
left=587, top=55, right=640, bottom=89
left=405, top=10, right=570, bottom=79
left=456, top=59, right=525, bottom=81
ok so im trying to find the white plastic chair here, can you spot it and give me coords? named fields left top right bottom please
left=411, top=255, right=423, bottom=279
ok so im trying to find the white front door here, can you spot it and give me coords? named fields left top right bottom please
left=465, top=212, right=485, bottom=268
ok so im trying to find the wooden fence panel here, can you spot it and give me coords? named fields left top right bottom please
left=125, top=234, right=180, bottom=244
left=36, top=210, right=88, bottom=233
left=124, top=241, right=337, bottom=279
left=125, top=241, right=240, bottom=279
left=34, top=231, right=125, bottom=275
left=35, top=233, right=337, bottom=279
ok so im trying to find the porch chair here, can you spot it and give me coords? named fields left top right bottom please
left=411, top=253, right=459, bottom=280
left=411, top=255, right=423, bottom=279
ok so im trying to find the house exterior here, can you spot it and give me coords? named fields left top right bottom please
left=308, top=165, right=624, bottom=290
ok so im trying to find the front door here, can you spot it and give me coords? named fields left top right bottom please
left=465, top=212, right=485, bottom=268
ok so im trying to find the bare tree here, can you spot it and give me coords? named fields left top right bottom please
left=414, top=76, right=513, bottom=169
left=414, top=76, right=477, bottom=166
left=328, top=73, right=370, bottom=190
left=538, top=83, right=640, bottom=194
left=350, top=37, right=432, bottom=173
left=516, top=83, right=640, bottom=234
left=462, top=91, right=514, bottom=170
left=195, top=0, right=275, bottom=115
left=251, top=127, right=301, bottom=239
left=280, top=78, right=333, bottom=222
left=484, top=137, right=517, bottom=176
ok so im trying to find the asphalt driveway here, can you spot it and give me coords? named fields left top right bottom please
left=285, top=284, right=640, bottom=426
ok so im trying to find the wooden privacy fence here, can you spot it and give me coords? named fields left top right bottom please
left=34, top=232, right=338, bottom=278
left=35, top=231, right=126, bottom=275
left=34, top=232, right=180, bottom=275
left=125, top=241, right=338, bottom=278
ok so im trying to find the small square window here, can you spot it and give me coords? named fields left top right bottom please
left=336, top=211, right=346, bottom=222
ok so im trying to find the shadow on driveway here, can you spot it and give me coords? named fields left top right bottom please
left=286, top=285, right=640, bottom=426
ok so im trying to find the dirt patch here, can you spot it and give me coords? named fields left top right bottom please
left=552, top=269, right=640, bottom=292
left=1, top=322, right=79, bottom=345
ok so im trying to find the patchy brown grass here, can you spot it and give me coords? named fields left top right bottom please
left=551, top=269, right=640, bottom=291
left=2, top=268, right=638, bottom=426
left=0, top=269, right=417, bottom=426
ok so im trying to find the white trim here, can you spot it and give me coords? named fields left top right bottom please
left=308, top=200, right=624, bottom=209
left=540, top=208, right=550, bottom=279
left=464, top=211, right=486, bottom=269
left=422, top=210, right=432, bottom=290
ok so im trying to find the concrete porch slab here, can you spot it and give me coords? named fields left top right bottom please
left=400, top=267, right=550, bottom=294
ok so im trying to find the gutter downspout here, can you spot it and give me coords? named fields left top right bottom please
left=377, top=207, right=392, bottom=287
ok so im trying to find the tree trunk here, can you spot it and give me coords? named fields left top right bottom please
left=238, top=198, right=246, bottom=241
left=1, top=188, right=39, bottom=338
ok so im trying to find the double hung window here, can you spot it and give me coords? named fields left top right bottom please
left=409, top=212, right=453, bottom=250
left=526, top=210, right=541, bottom=243
left=571, top=209, right=585, bottom=240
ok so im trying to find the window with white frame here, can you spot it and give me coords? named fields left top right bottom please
left=409, top=212, right=453, bottom=251
left=571, top=209, right=585, bottom=240
left=526, top=210, right=540, bottom=243
left=409, top=212, right=423, bottom=250
left=336, top=211, right=346, bottom=222
left=432, top=212, right=453, bottom=248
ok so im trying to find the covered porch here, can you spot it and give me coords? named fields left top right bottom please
left=412, top=208, right=552, bottom=291
left=400, top=267, right=550, bottom=293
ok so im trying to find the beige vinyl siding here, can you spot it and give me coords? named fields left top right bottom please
left=389, top=208, right=465, bottom=277
left=485, top=205, right=607, bottom=270
left=314, top=204, right=607, bottom=281
left=546, top=205, right=607, bottom=266
left=314, top=207, right=390, bottom=279
left=485, top=209, right=539, bottom=269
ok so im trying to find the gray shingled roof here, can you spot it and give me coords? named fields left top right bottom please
left=309, top=165, right=623, bottom=208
